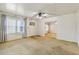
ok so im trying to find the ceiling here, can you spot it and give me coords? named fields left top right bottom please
left=0, top=3, right=79, bottom=17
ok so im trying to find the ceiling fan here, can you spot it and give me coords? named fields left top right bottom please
left=32, top=12, right=49, bottom=19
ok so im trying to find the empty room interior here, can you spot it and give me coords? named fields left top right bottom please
left=0, top=3, right=79, bottom=55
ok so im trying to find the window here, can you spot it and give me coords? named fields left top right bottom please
left=17, top=19, right=25, bottom=34
left=6, top=16, right=25, bottom=34
left=6, top=16, right=16, bottom=34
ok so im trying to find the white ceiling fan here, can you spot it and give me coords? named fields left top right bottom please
left=31, top=12, right=49, bottom=19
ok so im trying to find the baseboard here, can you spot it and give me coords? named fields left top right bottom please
left=57, top=38, right=77, bottom=43
left=27, top=35, right=41, bottom=38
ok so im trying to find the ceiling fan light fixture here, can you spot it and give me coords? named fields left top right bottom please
left=36, top=15, right=42, bottom=19
left=42, top=13, right=48, bottom=16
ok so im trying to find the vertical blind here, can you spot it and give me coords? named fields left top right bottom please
left=6, top=16, right=25, bottom=34
left=17, top=19, right=25, bottom=33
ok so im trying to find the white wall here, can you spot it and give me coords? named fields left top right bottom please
left=50, top=23, right=57, bottom=33
left=56, top=13, right=77, bottom=42
left=26, top=18, right=37, bottom=37
left=36, top=19, right=46, bottom=36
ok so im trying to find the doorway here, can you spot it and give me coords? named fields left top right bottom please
left=45, top=22, right=57, bottom=38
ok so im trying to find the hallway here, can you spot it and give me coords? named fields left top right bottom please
left=0, top=37, right=78, bottom=55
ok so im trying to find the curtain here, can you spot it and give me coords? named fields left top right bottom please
left=0, top=15, right=6, bottom=42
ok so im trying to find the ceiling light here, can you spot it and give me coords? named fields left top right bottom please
left=39, top=17, right=42, bottom=19
left=36, top=15, right=42, bottom=19
left=42, top=13, right=48, bottom=16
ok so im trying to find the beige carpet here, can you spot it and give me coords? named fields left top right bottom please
left=0, top=37, right=79, bottom=55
